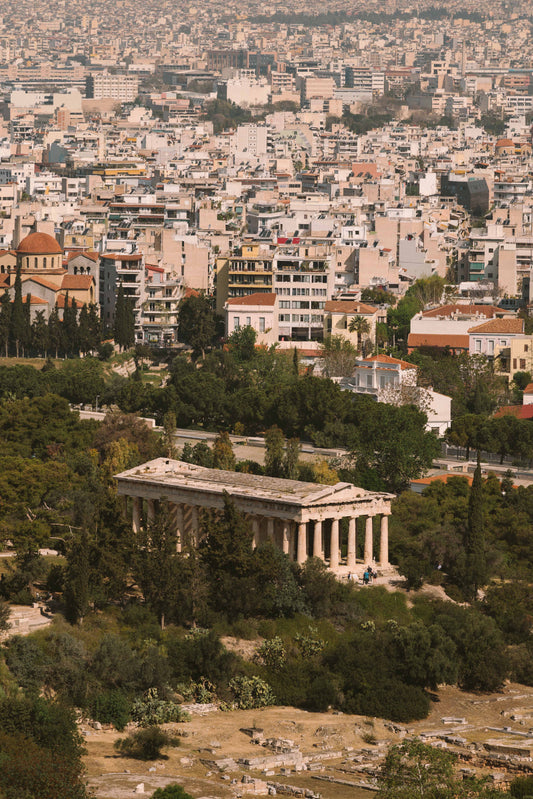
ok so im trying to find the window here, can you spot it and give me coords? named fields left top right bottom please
left=43, top=257, right=47, bottom=268
left=246, top=316, right=251, bottom=326
left=279, top=300, right=290, bottom=309
left=34, top=257, right=38, bottom=268
left=520, top=359, right=526, bottom=369
left=525, top=345, right=529, bottom=353
left=279, top=313, right=290, bottom=322
left=259, top=317, right=265, bottom=333
left=233, top=317, right=240, bottom=331
left=475, top=339, right=482, bottom=353
left=487, top=339, right=494, bottom=355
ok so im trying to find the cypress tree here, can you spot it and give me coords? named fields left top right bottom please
left=465, top=454, right=486, bottom=599
left=22, top=293, right=31, bottom=356
left=10, top=265, right=25, bottom=358
left=87, top=302, right=101, bottom=351
left=0, top=290, right=11, bottom=357
left=64, top=530, right=90, bottom=624
left=114, top=282, right=126, bottom=350
left=48, top=304, right=63, bottom=358
left=31, top=310, right=49, bottom=357
left=62, top=292, right=78, bottom=356
left=124, top=296, right=135, bottom=349
left=78, top=303, right=90, bottom=355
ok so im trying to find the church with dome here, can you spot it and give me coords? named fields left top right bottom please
left=0, top=230, right=96, bottom=320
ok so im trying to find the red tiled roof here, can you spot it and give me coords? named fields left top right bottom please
left=324, top=300, right=377, bottom=314
left=66, top=250, right=99, bottom=262
left=61, top=274, right=94, bottom=290
left=468, top=318, right=524, bottom=334
left=226, top=292, right=276, bottom=307
left=17, top=232, right=62, bottom=255
left=363, top=354, right=417, bottom=371
left=101, top=252, right=142, bottom=261
left=523, top=383, right=533, bottom=394
left=56, top=293, right=83, bottom=309
left=494, top=404, right=533, bottom=419
left=21, top=275, right=61, bottom=291
left=407, top=333, right=470, bottom=349
left=412, top=473, right=473, bottom=487
left=422, top=304, right=501, bottom=318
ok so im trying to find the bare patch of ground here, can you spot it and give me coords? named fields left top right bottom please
left=85, top=683, right=533, bottom=799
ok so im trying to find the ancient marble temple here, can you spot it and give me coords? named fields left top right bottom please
left=116, top=458, right=394, bottom=576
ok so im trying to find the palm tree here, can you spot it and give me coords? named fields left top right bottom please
left=348, top=315, right=371, bottom=354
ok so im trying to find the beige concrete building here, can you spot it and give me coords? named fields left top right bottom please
left=116, top=458, right=394, bottom=577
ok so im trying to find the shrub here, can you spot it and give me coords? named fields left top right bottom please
left=131, top=688, right=190, bottom=726
left=255, top=637, right=286, bottom=670
left=344, top=680, right=430, bottom=722
left=229, top=676, right=275, bottom=709
left=510, top=775, right=533, bottom=799
left=114, top=726, right=179, bottom=760
left=90, top=690, right=131, bottom=731
left=151, top=785, right=194, bottom=799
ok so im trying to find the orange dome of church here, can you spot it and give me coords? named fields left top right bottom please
left=17, top=232, right=62, bottom=255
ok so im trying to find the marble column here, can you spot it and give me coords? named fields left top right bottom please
left=330, top=518, right=339, bottom=570
left=190, top=505, right=199, bottom=545
left=147, top=499, right=155, bottom=526
left=364, top=515, right=373, bottom=565
left=267, top=517, right=275, bottom=542
left=347, top=517, right=357, bottom=571
left=297, top=522, right=307, bottom=564
left=176, top=503, right=184, bottom=553
left=313, top=520, right=323, bottom=560
left=380, top=514, right=389, bottom=567
left=132, top=496, right=141, bottom=534
left=252, top=518, right=261, bottom=549
left=282, top=522, right=290, bottom=556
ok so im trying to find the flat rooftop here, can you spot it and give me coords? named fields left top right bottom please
left=116, top=458, right=393, bottom=508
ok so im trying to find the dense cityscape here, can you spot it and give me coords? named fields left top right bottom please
left=1, top=0, right=533, bottom=798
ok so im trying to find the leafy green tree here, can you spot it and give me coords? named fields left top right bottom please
left=200, top=492, right=254, bottom=620
left=377, top=738, right=501, bottom=799
left=248, top=542, right=303, bottom=617
left=113, top=283, right=135, bottom=351
left=177, top=293, right=217, bottom=358
left=284, top=437, right=300, bottom=480
left=378, top=739, right=455, bottom=799
left=133, top=501, right=182, bottom=628
left=212, top=430, right=236, bottom=470
left=227, top=325, right=257, bottom=360
left=162, top=410, right=177, bottom=458
left=264, top=425, right=285, bottom=476
left=0, top=599, right=10, bottom=634
left=10, top=265, right=25, bottom=358
left=319, top=334, right=358, bottom=377
left=348, top=398, right=440, bottom=492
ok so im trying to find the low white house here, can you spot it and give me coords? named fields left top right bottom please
left=224, top=292, right=278, bottom=346
left=340, top=354, right=452, bottom=437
